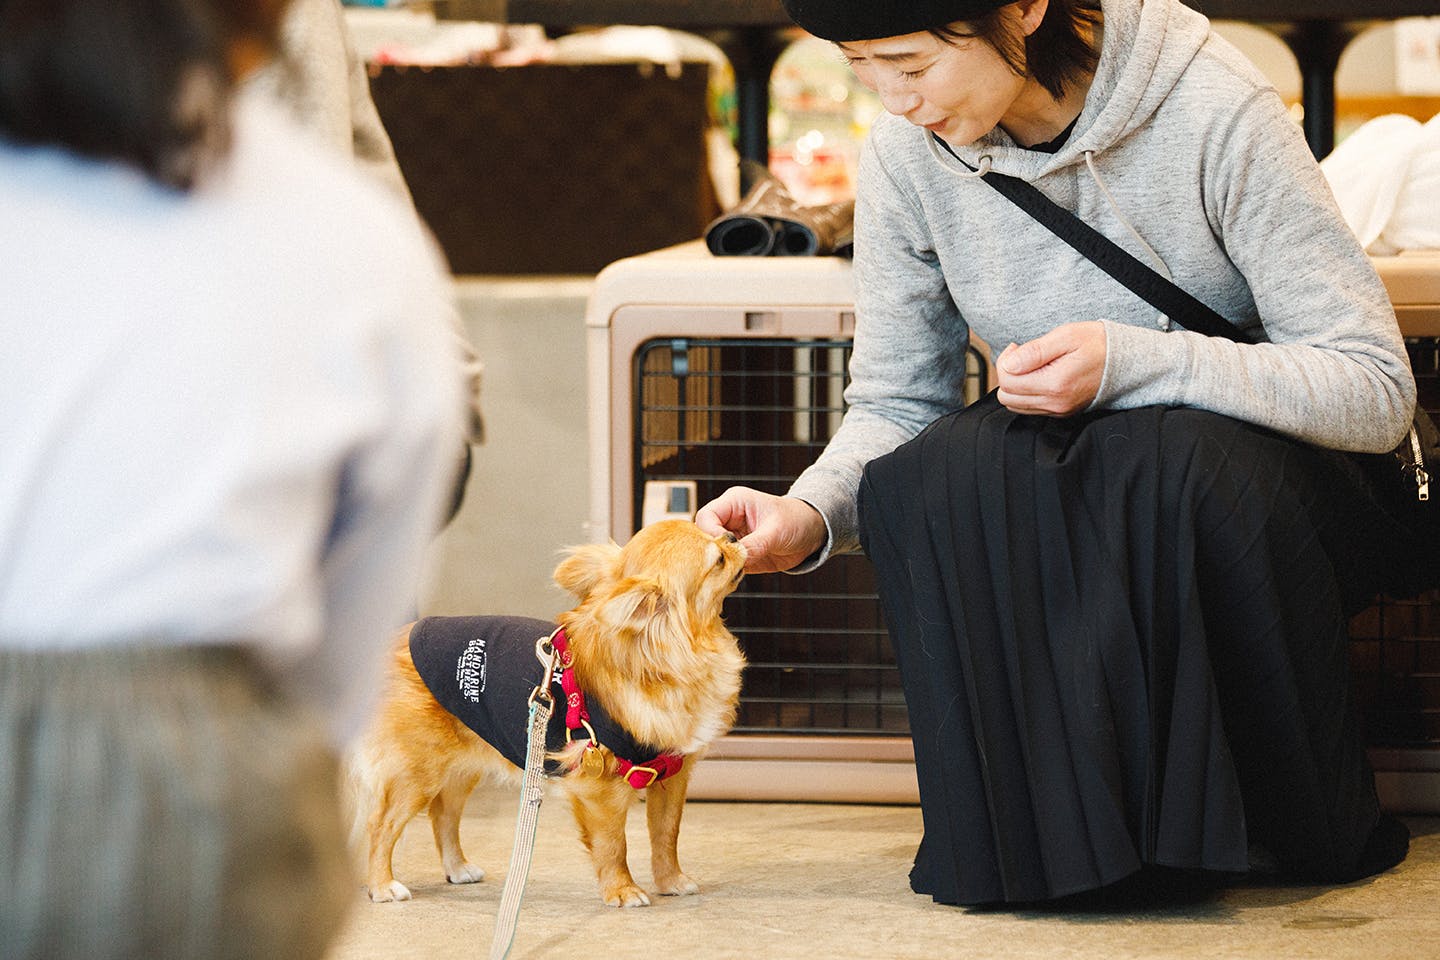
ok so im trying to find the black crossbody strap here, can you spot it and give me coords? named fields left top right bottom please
left=930, top=133, right=1250, bottom=344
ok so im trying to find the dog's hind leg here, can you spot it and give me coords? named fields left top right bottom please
left=646, top=756, right=699, bottom=896
left=569, top=776, right=648, bottom=907
left=365, top=781, right=431, bottom=902
left=429, top=773, right=484, bottom=884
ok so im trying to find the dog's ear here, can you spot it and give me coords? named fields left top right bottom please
left=553, top=541, right=623, bottom=599
left=597, top=576, right=670, bottom=632
left=597, top=576, right=689, bottom=657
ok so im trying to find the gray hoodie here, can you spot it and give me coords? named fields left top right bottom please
left=788, top=0, right=1415, bottom=565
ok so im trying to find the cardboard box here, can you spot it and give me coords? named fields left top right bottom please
left=370, top=62, right=719, bottom=274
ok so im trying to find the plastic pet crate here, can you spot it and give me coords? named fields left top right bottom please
left=586, top=243, right=969, bottom=801
left=587, top=242, right=1440, bottom=808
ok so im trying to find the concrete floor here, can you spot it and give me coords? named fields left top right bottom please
left=325, top=782, right=1440, bottom=960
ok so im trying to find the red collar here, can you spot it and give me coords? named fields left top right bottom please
left=552, top=628, right=685, bottom=789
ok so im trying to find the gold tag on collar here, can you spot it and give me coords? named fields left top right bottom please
left=580, top=745, right=605, bottom=777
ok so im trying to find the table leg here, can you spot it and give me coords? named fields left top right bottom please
left=1271, top=20, right=1366, bottom=159
left=706, top=26, right=792, bottom=166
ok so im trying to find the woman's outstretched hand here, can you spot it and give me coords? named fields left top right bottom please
left=695, top=487, right=827, bottom=574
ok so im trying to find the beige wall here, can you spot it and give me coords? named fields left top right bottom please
left=418, top=278, right=595, bottom=621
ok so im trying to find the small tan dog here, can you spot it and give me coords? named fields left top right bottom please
left=349, top=519, right=747, bottom=907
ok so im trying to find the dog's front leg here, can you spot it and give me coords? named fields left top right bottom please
left=569, top=775, right=648, bottom=906
left=646, top=756, right=699, bottom=896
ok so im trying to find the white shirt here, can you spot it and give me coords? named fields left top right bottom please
left=0, top=93, right=466, bottom=743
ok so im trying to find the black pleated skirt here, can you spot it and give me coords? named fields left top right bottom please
left=858, top=394, right=1411, bottom=906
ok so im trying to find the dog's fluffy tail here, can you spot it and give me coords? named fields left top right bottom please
left=342, top=738, right=382, bottom=862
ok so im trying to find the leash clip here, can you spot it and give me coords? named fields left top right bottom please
left=529, top=630, right=560, bottom=709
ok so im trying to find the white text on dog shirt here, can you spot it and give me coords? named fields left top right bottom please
left=456, top=637, right=488, bottom=702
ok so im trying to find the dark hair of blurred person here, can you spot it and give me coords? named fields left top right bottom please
left=0, top=0, right=287, bottom=187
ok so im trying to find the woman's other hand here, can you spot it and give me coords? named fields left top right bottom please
left=995, top=320, right=1108, bottom=416
left=695, top=487, right=827, bottom=574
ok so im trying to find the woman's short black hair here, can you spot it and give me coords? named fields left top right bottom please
left=0, top=0, right=286, bottom=190
left=932, top=0, right=1101, bottom=101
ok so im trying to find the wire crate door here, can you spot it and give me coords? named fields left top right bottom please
left=633, top=335, right=987, bottom=738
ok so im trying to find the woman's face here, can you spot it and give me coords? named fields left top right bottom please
left=837, top=22, right=1029, bottom=147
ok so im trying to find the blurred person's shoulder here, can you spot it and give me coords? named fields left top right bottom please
left=213, top=88, right=446, bottom=287
left=200, top=89, right=454, bottom=349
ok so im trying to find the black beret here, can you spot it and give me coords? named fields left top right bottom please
left=780, top=0, right=1013, bottom=42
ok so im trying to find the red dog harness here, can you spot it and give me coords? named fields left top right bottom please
left=552, top=629, right=685, bottom=789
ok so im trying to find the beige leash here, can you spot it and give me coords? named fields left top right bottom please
left=488, top=630, right=561, bottom=960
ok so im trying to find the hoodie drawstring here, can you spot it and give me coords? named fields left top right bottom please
left=1082, top=150, right=1173, bottom=281
left=1083, top=150, right=1173, bottom=330
left=925, top=132, right=992, bottom=178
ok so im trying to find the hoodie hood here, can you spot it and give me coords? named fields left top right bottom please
left=948, top=0, right=1211, bottom=179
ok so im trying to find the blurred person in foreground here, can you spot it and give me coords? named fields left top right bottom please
left=0, top=1, right=467, bottom=957
left=250, top=0, right=488, bottom=513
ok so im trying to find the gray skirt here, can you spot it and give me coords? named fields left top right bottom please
left=0, top=644, right=355, bottom=960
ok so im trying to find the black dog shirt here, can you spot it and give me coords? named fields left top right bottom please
left=408, top=615, right=664, bottom=777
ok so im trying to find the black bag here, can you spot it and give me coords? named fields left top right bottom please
left=931, top=132, right=1439, bottom=514
left=704, top=161, right=854, bottom=258
left=1357, top=403, right=1440, bottom=515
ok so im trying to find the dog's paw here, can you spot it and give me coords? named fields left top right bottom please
left=366, top=880, right=413, bottom=903
left=601, top=883, right=652, bottom=908
left=654, top=872, right=699, bottom=897
left=446, top=863, right=485, bottom=884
